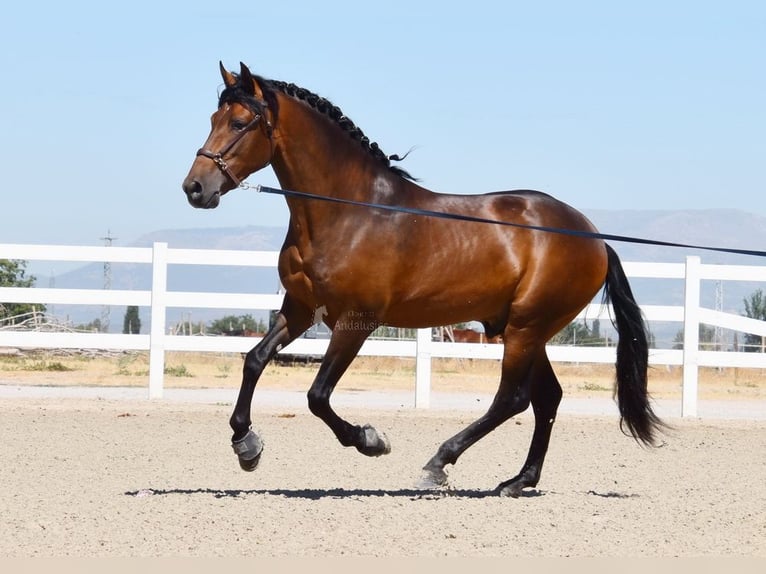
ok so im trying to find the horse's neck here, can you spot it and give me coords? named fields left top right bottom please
left=269, top=96, right=427, bottom=245
left=270, top=99, right=385, bottom=198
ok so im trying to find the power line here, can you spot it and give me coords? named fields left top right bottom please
left=713, top=280, right=725, bottom=369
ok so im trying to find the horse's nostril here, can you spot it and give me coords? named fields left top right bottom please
left=183, top=179, right=202, bottom=197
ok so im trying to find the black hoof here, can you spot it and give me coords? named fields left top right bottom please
left=496, top=473, right=536, bottom=498
left=496, top=481, right=525, bottom=498
left=238, top=450, right=263, bottom=472
left=356, top=424, right=391, bottom=457
left=232, top=429, right=264, bottom=472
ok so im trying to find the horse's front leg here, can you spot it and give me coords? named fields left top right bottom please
left=230, top=297, right=313, bottom=471
left=306, top=317, right=390, bottom=457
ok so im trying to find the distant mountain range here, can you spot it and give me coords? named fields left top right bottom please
left=37, top=209, right=766, bottom=342
left=44, top=226, right=287, bottom=333
left=584, top=208, right=766, bottom=265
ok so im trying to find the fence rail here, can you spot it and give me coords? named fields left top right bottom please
left=2, top=242, right=766, bottom=417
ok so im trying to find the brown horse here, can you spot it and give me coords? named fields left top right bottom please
left=182, top=62, right=663, bottom=496
left=448, top=327, right=503, bottom=344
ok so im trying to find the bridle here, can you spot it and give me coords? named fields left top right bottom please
left=195, top=100, right=274, bottom=187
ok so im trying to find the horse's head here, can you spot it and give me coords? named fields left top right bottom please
left=182, top=62, right=274, bottom=209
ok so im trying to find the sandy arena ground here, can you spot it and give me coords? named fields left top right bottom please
left=0, top=352, right=765, bottom=557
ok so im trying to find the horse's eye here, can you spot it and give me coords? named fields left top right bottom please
left=231, top=119, right=249, bottom=131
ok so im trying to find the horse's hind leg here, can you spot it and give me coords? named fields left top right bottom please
left=230, top=296, right=313, bottom=471
left=420, top=337, right=538, bottom=489
left=496, top=352, right=562, bottom=497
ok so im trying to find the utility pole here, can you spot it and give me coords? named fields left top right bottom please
left=714, top=280, right=723, bottom=352
left=100, top=230, right=116, bottom=333
left=48, top=272, right=56, bottom=320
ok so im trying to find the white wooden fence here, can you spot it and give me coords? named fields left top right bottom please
left=2, top=242, right=766, bottom=417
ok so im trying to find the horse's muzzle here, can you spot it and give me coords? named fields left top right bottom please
left=182, top=178, right=221, bottom=209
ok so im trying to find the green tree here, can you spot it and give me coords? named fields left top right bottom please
left=549, top=318, right=619, bottom=346
left=550, top=321, right=590, bottom=345
left=208, top=314, right=266, bottom=335
left=672, top=324, right=716, bottom=350
left=742, top=289, right=766, bottom=352
left=550, top=320, right=609, bottom=346
left=123, top=306, right=142, bottom=334
left=591, top=318, right=601, bottom=340
left=0, top=259, right=44, bottom=323
left=76, top=318, right=102, bottom=332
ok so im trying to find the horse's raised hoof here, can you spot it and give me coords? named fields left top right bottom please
left=416, top=466, right=449, bottom=490
left=231, top=429, right=264, bottom=472
left=355, top=424, right=391, bottom=457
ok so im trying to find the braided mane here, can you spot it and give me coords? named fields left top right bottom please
left=219, top=75, right=414, bottom=181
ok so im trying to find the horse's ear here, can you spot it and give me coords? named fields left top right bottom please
left=239, top=61, right=267, bottom=101
left=220, top=61, right=237, bottom=88
left=239, top=62, right=257, bottom=97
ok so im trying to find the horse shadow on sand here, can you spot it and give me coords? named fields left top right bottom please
left=123, top=486, right=548, bottom=500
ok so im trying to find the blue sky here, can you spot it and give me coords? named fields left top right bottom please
left=2, top=0, right=764, bottom=247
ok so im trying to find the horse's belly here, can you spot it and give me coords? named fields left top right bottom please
left=379, top=292, right=507, bottom=329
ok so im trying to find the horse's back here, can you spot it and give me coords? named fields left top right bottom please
left=420, top=187, right=605, bottom=266
left=484, top=188, right=598, bottom=231
left=364, top=185, right=609, bottom=332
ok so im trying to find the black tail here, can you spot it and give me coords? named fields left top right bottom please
left=602, top=244, right=663, bottom=446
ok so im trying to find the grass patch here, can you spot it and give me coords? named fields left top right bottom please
left=164, top=364, right=194, bottom=377
left=734, top=380, right=758, bottom=388
left=115, top=355, right=146, bottom=376
left=0, top=357, right=20, bottom=371
left=580, top=382, right=611, bottom=392
left=24, top=361, right=74, bottom=372
left=0, top=353, right=79, bottom=373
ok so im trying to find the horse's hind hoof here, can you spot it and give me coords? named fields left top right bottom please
left=416, top=466, right=449, bottom=490
left=356, top=424, right=391, bottom=457
left=496, top=476, right=533, bottom=498
left=232, top=429, right=264, bottom=472
left=496, top=483, right=524, bottom=498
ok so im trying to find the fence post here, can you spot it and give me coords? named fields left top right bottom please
left=415, top=328, right=432, bottom=408
left=148, top=242, right=168, bottom=399
left=682, top=256, right=701, bottom=417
